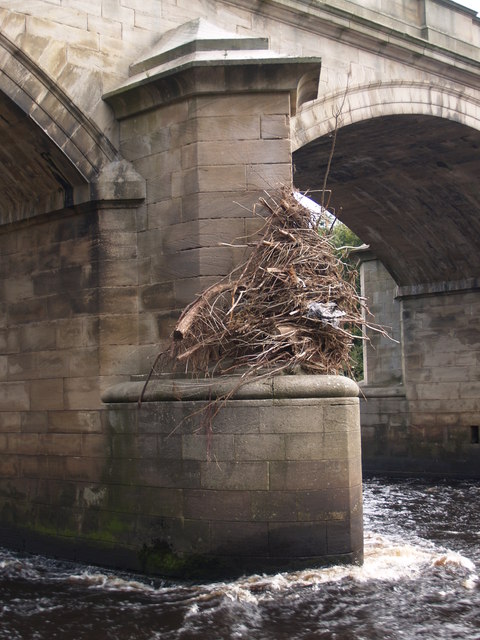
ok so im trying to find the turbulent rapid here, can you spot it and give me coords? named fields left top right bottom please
left=1, top=478, right=479, bottom=639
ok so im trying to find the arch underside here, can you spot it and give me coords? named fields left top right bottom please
left=0, top=31, right=146, bottom=225
left=0, top=91, right=88, bottom=223
left=293, top=114, right=480, bottom=287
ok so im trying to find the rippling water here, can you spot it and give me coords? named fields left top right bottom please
left=1, top=478, right=480, bottom=639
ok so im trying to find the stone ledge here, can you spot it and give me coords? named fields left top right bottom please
left=102, top=374, right=359, bottom=403
left=359, top=384, right=406, bottom=398
left=396, top=278, right=480, bottom=299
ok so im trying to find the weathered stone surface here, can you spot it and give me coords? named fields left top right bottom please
left=359, top=257, right=480, bottom=477
left=1, top=0, right=480, bottom=576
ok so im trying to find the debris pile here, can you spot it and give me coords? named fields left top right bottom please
left=156, top=188, right=374, bottom=382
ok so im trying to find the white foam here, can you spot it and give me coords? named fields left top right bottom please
left=67, top=571, right=155, bottom=593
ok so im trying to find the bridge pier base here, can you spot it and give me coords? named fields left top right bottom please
left=0, top=375, right=362, bottom=579
left=100, top=374, right=362, bottom=578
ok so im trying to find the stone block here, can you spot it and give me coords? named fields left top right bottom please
left=201, top=461, right=269, bottom=491
left=0, top=412, right=21, bottom=432
left=296, top=489, right=351, bottom=521
left=121, top=129, right=171, bottom=161
left=87, top=14, right=122, bottom=38
left=68, top=348, right=99, bottom=377
left=183, top=489, right=251, bottom=521
left=173, top=276, right=219, bottom=307
left=49, top=410, right=102, bottom=434
left=20, top=455, right=48, bottom=478
left=146, top=174, right=173, bottom=204
left=211, top=402, right=266, bottom=434
left=63, top=456, right=105, bottom=482
left=36, top=351, right=70, bottom=379
left=147, top=199, right=182, bottom=230
left=99, top=345, right=141, bottom=376
left=324, top=402, right=360, bottom=432
left=99, top=286, right=138, bottom=314
left=182, top=139, right=292, bottom=170
left=9, top=298, right=48, bottom=324
left=7, top=433, right=39, bottom=455
left=100, top=315, right=139, bottom=345
left=30, top=378, right=63, bottom=410
left=136, top=459, right=202, bottom=489
left=81, top=434, right=107, bottom=457
left=183, top=165, right=247, bottom=195
left=246, top=162, right=292, bottom=190
left=19, top=322, right=56, bottom=351
left=148, top=516, right=211, bottom=555
left=3, top=276, right=33, bottom=302
left=100, top=259, right=139, bottom=287
left=177, top=115, right=259, bottom=147
left=128, top=486, right=184, bottom=518
left=264, top=404, right=324, bottom=433
left=190, top=94, right=289, bottom=118
left=251, top=490, right=297, bottom=522
left=20, top=411, right=48, bottom=434
left=33, top=265, right=92, bottom=296
left=261, top=114, right=289, bottom=139
left=26, top=15, right=98, bottom=48
left=269, top=460, right=351, bottom=491
left=135, top=404, right=181, bottom=435
left=64, top=376, right=102, bottom=410
left=326, top=516, right=363, bottom=555
left=151, top=246, right=243, bottom=281
left=285, top=432, right=351, bottom=461
left=0, top=382, right=30, bottom=411
left=181, top=191, right=259, bottom=222
left=7, top=353, right=35, bottom=381
left=156, top=435, right=183, bottom=460
left=140, top=282, right=175, bottom=310
left=39, top=433, right=82, bottom=456
left=268, top=521, right=327, bottom=557
left=59, top=237, right=93, bottom=268
left=0, top=455, right=20, bottom=478
left=182, top=434, right=235, bottom=461
left=210, top=521, right=269, bottom=556
left=234, top=434, right=286, bottom=461
left=99, top=240, right=137, bottom=261
left=45, top=294, right=76, bottom=321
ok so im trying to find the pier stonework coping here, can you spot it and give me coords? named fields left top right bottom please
left=102, top=374, right=363, bottom=579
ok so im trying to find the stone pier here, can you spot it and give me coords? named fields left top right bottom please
left=0, top=374, right=362, bottom=578
left=101, top=374, right=363, bottom=578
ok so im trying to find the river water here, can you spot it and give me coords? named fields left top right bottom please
left=1, top=477, right=479, bottom=639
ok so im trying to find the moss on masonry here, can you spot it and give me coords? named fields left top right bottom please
left=138, top=539, right=232, bottom=580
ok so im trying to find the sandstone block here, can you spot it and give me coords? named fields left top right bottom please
left=268, top=521, right=327, bottom=557
left=269, top=459, right=351, bottom=491
left=210, top=521, right=269, bottom=556
left=251, top=490, right=297, bottom=522
left=0, top=382, right=30, bottom=411
left=201, top=461, right=269, bottom=491
left=183, top=489, right=251, bottom=521
left=182, top=434, right=235, bottom=461
left=234, top=434, right=286, bottom=461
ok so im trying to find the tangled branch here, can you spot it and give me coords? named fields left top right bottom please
left=146, top=188, right=386, bottom=391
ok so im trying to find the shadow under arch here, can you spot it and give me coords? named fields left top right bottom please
left=0, top=32, right=145, bottom=223
left=293, top=110, right=480, bottom=288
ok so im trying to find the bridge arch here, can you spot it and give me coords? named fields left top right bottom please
left=0, top=32, right=144, bottom=223
left=293, top=80, right=480, bottom=150
left=292, top=83, right=480, bottom=288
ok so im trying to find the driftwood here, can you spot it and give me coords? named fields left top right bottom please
left=173, top=283, right=231, bottom=341
left=146, top=188, right=387, bottom=389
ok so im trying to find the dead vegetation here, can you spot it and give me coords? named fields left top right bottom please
left=142, top=187, right=385, bottom=399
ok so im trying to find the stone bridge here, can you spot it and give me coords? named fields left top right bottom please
left=1, top=0, right=480, bottom=571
